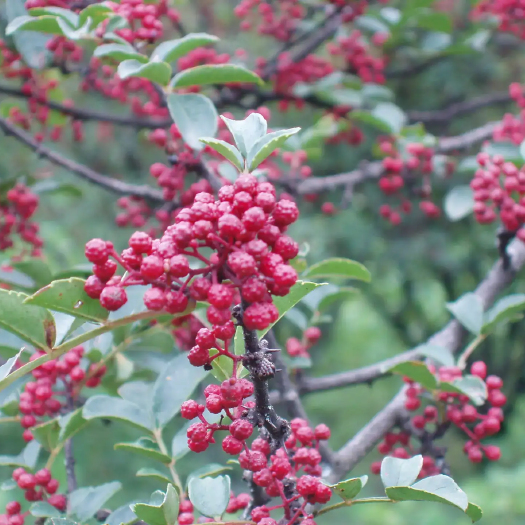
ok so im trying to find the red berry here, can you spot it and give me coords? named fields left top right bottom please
left=470, top=361, right=487, bottom=379
left=222, top=435, right=244, bottom=455
left=129, top=231, right=152, bottom=254
left=85, top=239, right=109, bottom=264
left=484, top=445, right=501, bottom=461
left=84, top=275, right=104, bottom=299
left=140, top=255, right=164, bottom=280
left=230, top=419, right=254, bottom=440
left=99, top=286, right=127, bottom=311
left=6, top=502, right=21, bottom=515
left=181, top=400, right=203, bottom=420
left=34, top=469, right=51, bottom=485
left=48, top=494, right=67, bottom=511
left=143, top=287, right=166, bottom=311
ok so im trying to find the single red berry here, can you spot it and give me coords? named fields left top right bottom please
left=84, top=275, right=104, bottom=299
left=484, top=445, right=501, bottom=461
left=230, top=419, right=254, bottom=440
left=85, top=238, right=109, bottom=264
left=143, top=287, right=166, bottom=311
left=181, top=400, right=203, bottom=420
left=6, top=502, right=21, bottom=515
left=314, top=423, right=331, bottom=440
left=222, top=435, right=244, bottom=455
left=129, top=231, right=152, bottom=254
left=34, top=469, right=51, bottom=486
left=99, top=286, right=127, bottom=311
left=471, top=361, right=487, bottom=379
left=48, top=494, right=67, bottom=511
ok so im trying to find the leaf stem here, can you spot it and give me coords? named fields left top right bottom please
left=153, top=428, right=183, bottom=495
left=314, top=497, right=394, bottom=516
left=457, top=334, right=487, bottom=370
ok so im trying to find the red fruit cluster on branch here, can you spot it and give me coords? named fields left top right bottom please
left=84, top=176, right=300, bottom=333
left=18, top=346, right=106, bottom=443
left=471, top=152, right=525, bottom=234
left=492, top=82, right=525, bottom=145
left=0, top=184, right=42, bottom=256
left=377, top=139, right=449, bottom=225
left=372, top=362, right=505, bottom=476
left=0, top=468, right=65, bottom=525
left=285, top=326, right=322, bottom=359
left=472, top=0, right=525, bottom=39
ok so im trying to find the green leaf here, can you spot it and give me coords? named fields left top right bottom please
left=137, top=468, right=172, bottom=484
left=167, top=94, right=218, bottom=151
left=32, top=418, right=60, bottom=451
left=482, top=294, right=525, bottom=334
left=94, top=43, right=148, bottom=63
left=152, top=354, right=208, bottom=428
left=24, top=278, right=109, bottom=322
left=0, top=290, right=55, bottom=349
left=371, top=102, right=407, bottom=134
left=170, top=64, right=262, bottom=89
left=77, top=3, right=113, bottom=28
left=151, top=33, right=219, bottom=63
left=70, top=482, right=122, bottom=522
left=247, top=127, right=301, bottom=171
left=381, top=455, right=423, bottom=488
left=51, top=520, right=79, bottom=525
left=466, top=502, right=483, bottom=522
left=352, top=110, right=393, bottom=133
left=440, top=375, right=487, bottom=406
left=106, top=504, right=139, bottom=525
left=444, top=186, right=474, bottom=222
left=6, top=15, right=65, bottom=35
left=316, top=288, right=358, bottom=312
left=387, top=361, right=438, bottom=390
left=83, top=395, right=154, bottom=432
left=446, top=293, right=483, bottom=335
left=329, top=475, right=368, bottom=501
left=30, top=502, right=62, bottom=518
left=132, top=485, right=179, bottom=525
left=303, top=258, right=371, bottom=282
left=520, top=139, right=525, bottom=161
left=28, top=6, right=78, bottom=25
left=58, top=407, right=88, bottom=442
left=188, top=475, right=231, bottom=519
left=386, top=474, right=468, bottom=511
left=186, top=463, right=233, bottom=486
left=417, top=344, right=455, bottom=368
left=115, top=437, right=171, bottom=463
left=0, top=441, right=40, bottom=469
left=127, top=331, right=174, bottom=353
left=118, top=60, right=172, bottom=85
left=482, top=142, right=521, bottom=164
left=259, top=281, right=326, bottom=337
left=10, top=259, right=53, bottom=289
left=416, top=11, right=452, bottom=33
left=199, top=138, right=244, bottom=171
left=221, top=113, right=267, bottom=157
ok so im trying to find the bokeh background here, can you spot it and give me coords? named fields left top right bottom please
left=1, top=0, right=525, bottom=523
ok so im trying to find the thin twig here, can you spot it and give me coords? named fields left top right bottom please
left=0, top=116, right=166, bottom=202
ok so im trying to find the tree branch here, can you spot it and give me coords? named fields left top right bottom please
left=326, top=237, right=525, bottom=482
left=295, top=120, right=498, bottom=196
left=0, top=116, right=166, bottom=202
left=407, top=92, right=511, bottom=125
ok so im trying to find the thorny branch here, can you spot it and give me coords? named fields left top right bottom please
left=324, top=237, right=525, bottom=482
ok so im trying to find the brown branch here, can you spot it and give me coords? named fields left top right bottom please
left=407, top=92, right=512, bottom=125
left=0, top=84, right=171, bottom=130
left=0, top=116, right=166, bottom=202
left=326, top=237, right=525, bottom=482
left=295, top=120, right=498, bottom=196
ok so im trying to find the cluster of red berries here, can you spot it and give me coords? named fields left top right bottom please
left=0, top=184, right=42, bottom=256
left=377, top=139, right=447, bottom=225
left=471, top=152, right=525, bottom=235
left=18, top=346, right=106, bottom=442
left=234, top=0, right=305, bottom=40
left=471, top=0, right=525, bottom=39
left=285, top=327, right=322, bottom=359
left=327, top=30, right=387, bottom=84
left=246, top=419, right=331, bottom=524
left=84, top=175, right=300, bottom=334
left=0, top=468, right=66, bottom=525
left=491, top=83, right=525, bottom=145
left=404, top=361, right=504, bottom=463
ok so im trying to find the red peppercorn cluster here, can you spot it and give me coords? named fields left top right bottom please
left=245, top=419, right=331, bottom=524
left=377, top=139, right=446, bottom=225
left=491, top=83, right=525, bottom=145
left=0, top=468, right=66, bottom=525
left=327, top=30, right=386, bottom=84
left=234, top=0, right=306, bottom=40
left=84, top=176, right=300, bottom=334
left=471, top=152, right=525, bottom=235
left=471, top=0, right=525, bottom=39
left=0, top=183, right=42, bottom=256
left=18, top=346, right=106, bottom=442
left=285, top=327, right=322, bottom=359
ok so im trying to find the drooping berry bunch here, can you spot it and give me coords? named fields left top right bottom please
left=0, top=183, right=42, bottom=256
left=471, top=152, right=525, bottom=235
left=84, top=175, right=300, bottom=334
left=18, top=346, right=106, bottom=443
left=377, top=139, right=448, bottom=225
left=471, top=0, right=525, bottom=39
left=0, top=468, right=66, bottom=525
left=285, top=327, right=322, bottom=359
left=371, top=360, right=505, bottom=476
left=492, top=83, right=525, bottom=145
